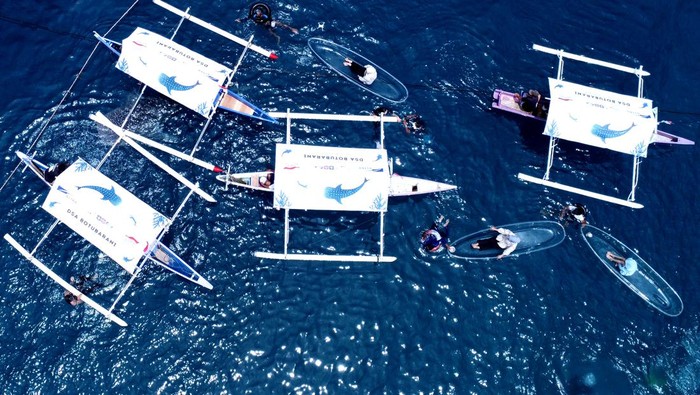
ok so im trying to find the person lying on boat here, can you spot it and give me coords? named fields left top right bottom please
left=343, top=58, right=378, bottom=85
left=259, top=169, right=275, bottom=189
left=63, top=275, right=102, bottom=306
left=559, top=203, right=588, bottom=227
left=402, top=114, right=426, bottom=134
left=471, top=226, right=521, bottom=259
left=44, top=160, right=71, bottom=184
left=235, top=3, right=299, bottom=38
left=421, top=215, right=456, bottom=253
left=605, top=252, right=638, bottom=276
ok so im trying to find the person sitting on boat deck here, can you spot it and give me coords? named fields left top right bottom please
left=235, top=3, right=299, bottom=37
left=44, top=160, right=71, bottom=184
left=559, top=203, right=588, bottom=227
left=402, top=114, right=426, bottom=134
left=259, top=169, right=275, bottom=189
left=516, top=89, right=541, bottom=114
left=63, top=275, right=101, bottom=306
left=605, top=252, right=638, bottom=276
left=343, top=58, right=378, bottom=85
left=421, top=215, right=456, bottom=253
left=471, top=226, right=521, bottom=259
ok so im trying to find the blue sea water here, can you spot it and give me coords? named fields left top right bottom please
left=0, top=0, right=698, bottom=393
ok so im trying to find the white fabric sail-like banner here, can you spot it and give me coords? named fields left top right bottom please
left=544, top=78, right=657, bottom=157
left=273, top=144, right=390, bottom=212
left=117, top=27, right=232, bottom=118
left=42, top=159, right=170, bottom=273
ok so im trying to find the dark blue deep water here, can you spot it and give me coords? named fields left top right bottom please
left=0, top=0, right=698, bottom=393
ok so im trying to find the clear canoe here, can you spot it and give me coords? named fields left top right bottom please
left=449, top=220, right=566, bottom=260
left=581, top=225, right=683, bottom=316
left=308, top=37, right=408, bottom=103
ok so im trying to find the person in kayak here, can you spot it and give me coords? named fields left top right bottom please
left=605, top=252, right=638, bottom=276
left=343, top=58, right=377, bottom=85
left=559, top=203, right=588, bottom=227
left=471, top=226, right=521, bottom=259
left=421, top=215, right=455, bottom=253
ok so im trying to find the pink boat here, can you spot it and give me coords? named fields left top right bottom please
left=492, top=89, right=694, bottom=145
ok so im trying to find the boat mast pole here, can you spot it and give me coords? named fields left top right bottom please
left=629, top=155, right=640, bottom=202
left=190, top=36, right=255, bottom=157
left=380, top=113, right=385, bottom=148
left=283, top=109, right=291, bottom=258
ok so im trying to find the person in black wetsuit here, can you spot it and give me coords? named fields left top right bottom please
left=236, top=2, right=299, bottom=41
left=44, top=161, right=70, bottom=184
left=402, top=114, right=426, bottom=134
left=421, top=215, right=455, bottom=253
left=63, top=275, right=102, bottom=306
left=559, top=203, right=588, bottom=227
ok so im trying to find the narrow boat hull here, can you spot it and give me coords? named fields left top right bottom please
left=308, top=38, right=408, bottom=103
left=216, top=171, right=274, bottom=192
left=217, top=170, right=456, bottom=197
left=450, top=220, right=566, bottom=260
left=492, top=89, right=695, bottom=145
left=388, top=173, right=457, bottom=197
left=581, top=225, right=682, bottom=316
left=150, top=243, right=213, bottom=290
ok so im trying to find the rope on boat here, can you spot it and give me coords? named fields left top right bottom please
left=0, top=1, right=141, bottom=193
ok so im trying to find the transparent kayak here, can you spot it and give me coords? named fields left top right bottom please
left=449, top=220, right=566, bottom=260
left=581, top=225, right=683, bottom=316
left=308, top=37, right=408, bottom=103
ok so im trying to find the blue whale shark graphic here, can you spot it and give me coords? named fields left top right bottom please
left=325, top=178, right=369, bottom=204
left=77, top=185, right=122, bottom=206
left=591, top=122, right=635, bottom=142
left=158, top=73, right=201, bottom=95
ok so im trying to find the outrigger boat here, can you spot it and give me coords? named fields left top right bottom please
left=215, top=110, right=456, bottom=196
left=217, top=170, right=456, bottom=197
left=88, top=1, right=281, bottom=203
left=492, top=89, right=694, bottom=145
left=216, top=163, right=457, bottom=197
left=515, top=44, right=689, bottom=209
left=251, top=111, right=455, bottom=262
left=5, top=153, right=212, bottom=327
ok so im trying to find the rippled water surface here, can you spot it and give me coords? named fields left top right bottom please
left=0, top=0, right=698, bottom=393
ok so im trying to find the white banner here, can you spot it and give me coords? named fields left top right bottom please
left=42, top=159, right=170, bottom=273
left=273, top=144, right=390, bottom=212
left=117, top=27, right=232, bottom=118
left=544, top=78, right=656, bottom=157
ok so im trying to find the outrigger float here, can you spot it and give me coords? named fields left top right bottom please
left=250, top=111, right=456, bottom=263
left=514, top=44, right=694, bottom=209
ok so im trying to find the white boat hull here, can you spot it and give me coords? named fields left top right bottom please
left=217, top=171, right=456, bottom=197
